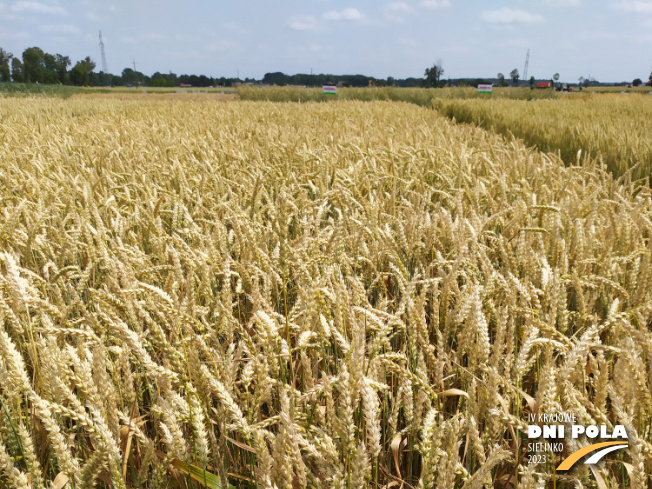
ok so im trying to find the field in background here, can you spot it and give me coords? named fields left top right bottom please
left=587, top=85, right=652, bottom=94
left=237, top=86, right=652, bottom=179
left=1, top=96, right=652, bottom=489
left=3, top=82, right=650, bottom=100
left=237, top=85, right=558, bottom=105
left=0, top=82, right=86, bottom=98
left=434, top=94, right=652, bottom=178
left=0, top=83, right=238, bottom=98
left=85, top=86, right=239, bottom=94
left=75, top=92, right=238, bottom=102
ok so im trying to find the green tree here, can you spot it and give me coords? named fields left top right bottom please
left=55, top=54, right=71, bottom=84
left=262, top=72, right=287, bottom=85
left=529, top=76, right=535, bottom=89
left=497, top=73, right=507, bottom=87
left=0, top=48, right=12, bottom=82
left=121, top=67, right=147, bottom=86
left=633, top=78, right=642, bottom=87
left=22, top=47, right=46, bottom=83
left=553, top=73, right=560, bottom=88
left=11, top=58, right=24, bottom=82
left=70, top=57, right=96, bottom=86
left=151, top=71, right=176, bottom=87
left=121, top=67, right=136, bottom=84
left=510, top=68, right=519, bottom=86
left=424, top=60, right=444, bottom=88
left=43, top=53, right=60, bottom=84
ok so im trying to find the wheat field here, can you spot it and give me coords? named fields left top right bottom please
left=237, top=85, right=557, bottom=105
left=433, top=94, right=652, bottom=179
left=1, top=96, right=651, bottom=488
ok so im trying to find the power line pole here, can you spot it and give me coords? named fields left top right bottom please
left=99, top=31, right=108, bottom=73
left=523, top=48, right=530, bottom=80
left=133, top=59, right=137, bottom=72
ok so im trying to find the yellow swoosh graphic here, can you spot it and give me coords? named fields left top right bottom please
left=557, top=441, right=628, bottom=471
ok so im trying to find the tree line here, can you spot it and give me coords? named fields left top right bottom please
left=261, top=72, right=424, bottom=87
left=0, top=45, right=435, bottom=88
left=0, top=47, right=93, bottom=85
left=3, top=46, right=648, bottom=89
left=0, top=46, right=242, bottom=87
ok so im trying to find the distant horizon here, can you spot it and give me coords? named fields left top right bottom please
left=255, top=71, right=644, bottom=85
left=3, top=58, right=647, bottom=86
left=0, top=0, right=651, bottom=82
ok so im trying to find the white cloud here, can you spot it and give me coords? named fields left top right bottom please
left=86, top=12, right=99, bottom=21
left=1, top=12, right=24, bottom=20
left=0, top=30, right=30, bottom=42
left=323, top=8, right=364, bottom=21
left=11, top=1, right=66, bottom=15
left=482, top=8, right=544, bottom=23
left=387, top=2, right=414, bottom=14
left=385, top=2, right=415, bottom=22
left=40, top=23, right=79, bottom=34
left=613, top=0, right=652, bottom=13
left=0, top=2, right=16, bottom=19
left=287, top=9, right=365, bottom=34
left=287, top=15, right=319, bottom=31
left=543, top=0, right=581, bottom=5
left=419, top=0, right=451, bottom=8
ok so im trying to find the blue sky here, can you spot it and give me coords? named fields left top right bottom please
left=0, top=0, right=650, bottom=82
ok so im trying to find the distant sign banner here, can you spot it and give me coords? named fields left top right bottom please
left=323, top=85, right=337, bottom=95
left=477, top=84, right=493, bottom=93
